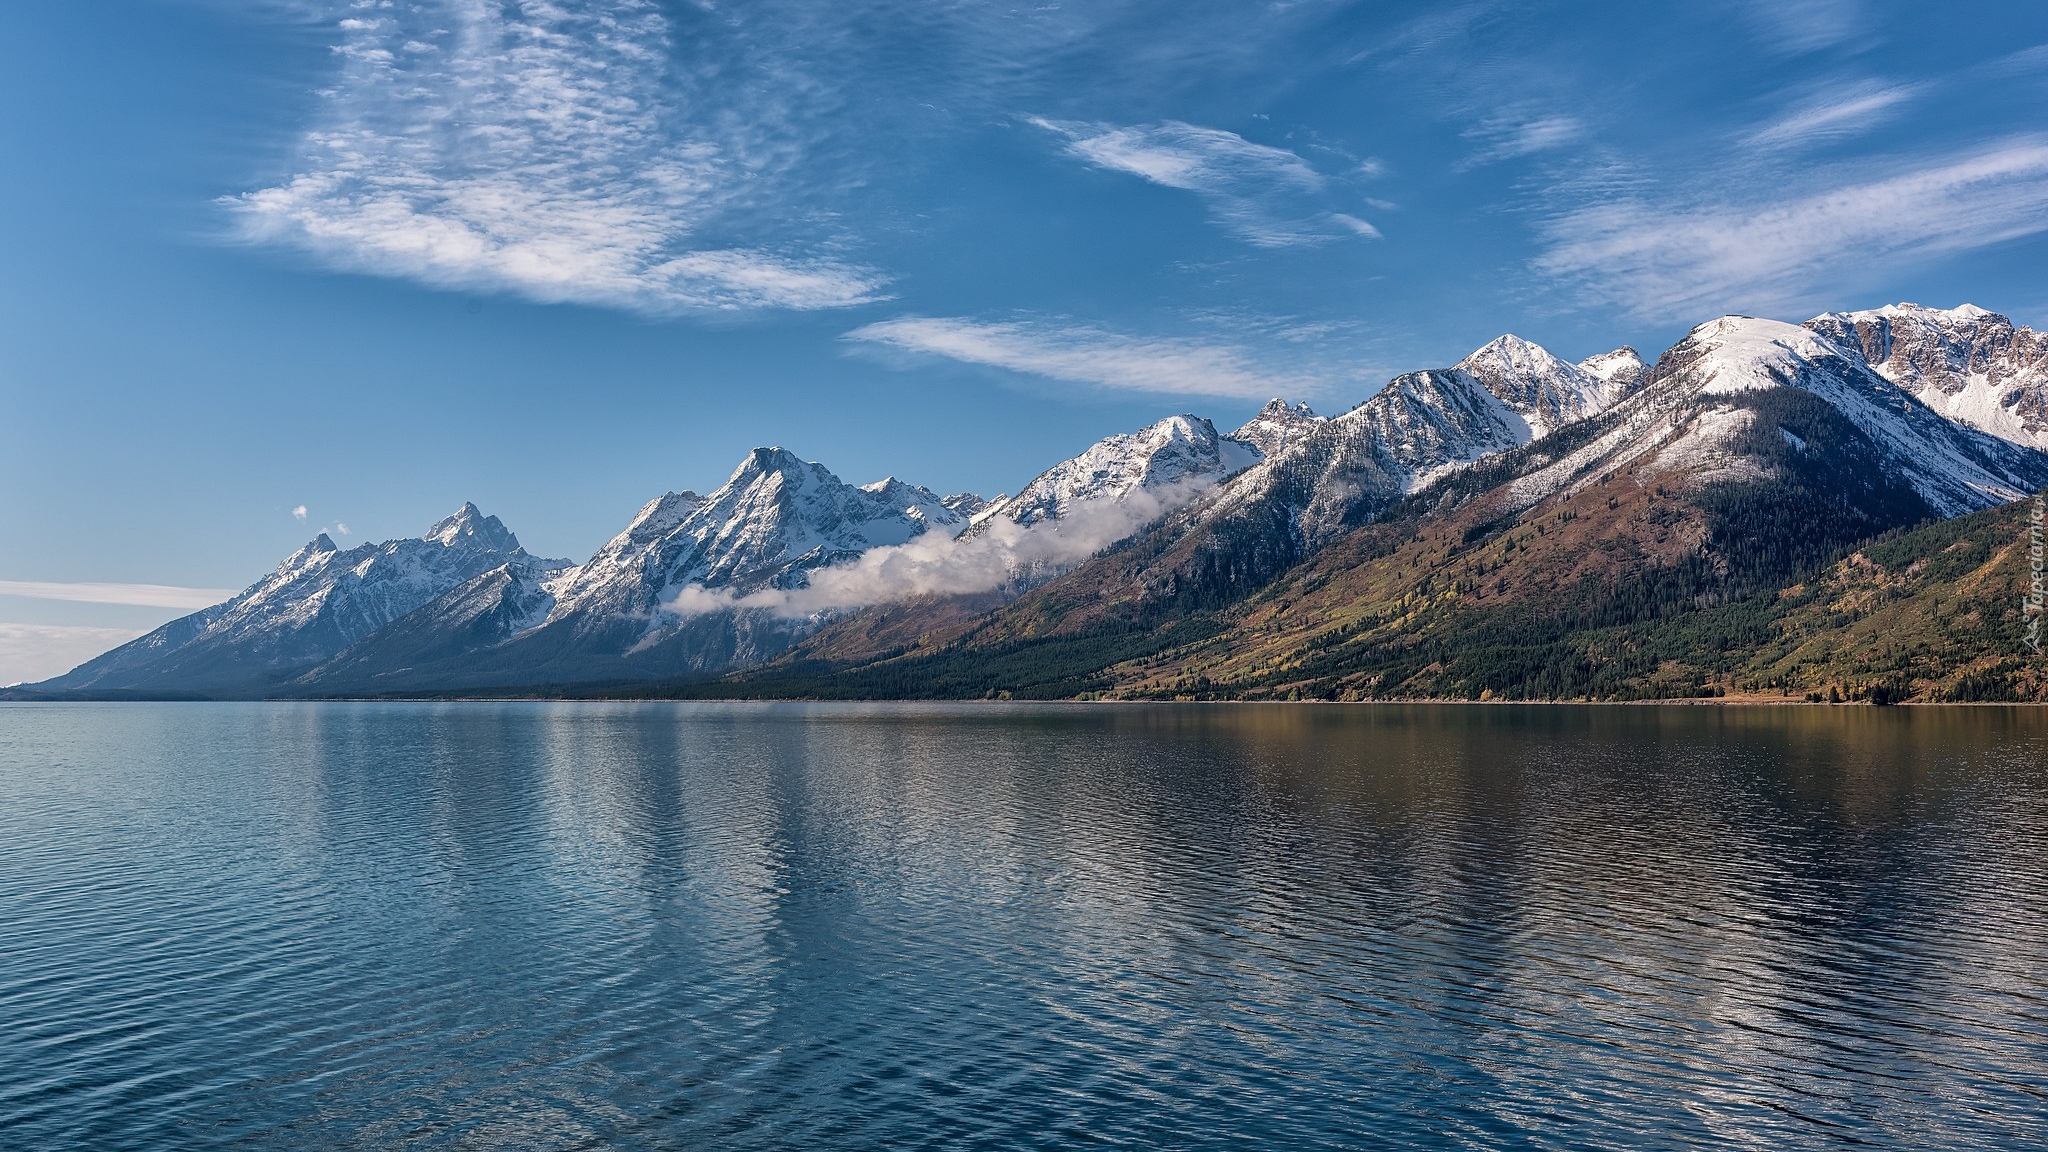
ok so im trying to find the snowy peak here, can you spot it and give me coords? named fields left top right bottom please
left=426, top=501, right=521, bottom=552
left=1667, top=316, right=1846, bottom=396
left=862, top=477, right=970, bottom=538
left=940, top=492, right=991, bottom=519
left=1231, top=399, right=1327, bottom=457
left=1365, top=368, right=1537, bottom=482
left=284, top=534, right=339, bottom=571
left=1455, top=334, right=1614, bottom=437
left=1204, top=365, right=1543, bottom=557
left=1578, top=347, right=1649, bottom=404
left=1622, top=314, right=2048, bottom=518
left=626, top=490, right=705, bottom=536
left=543, top=445, right=969, bottom=637
left=1804, top=302, right=2048, bottom=450
left=978, top=414, right=1262, bottom=528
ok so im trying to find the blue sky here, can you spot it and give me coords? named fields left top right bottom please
left=3, top=0, right=2047, bottom=681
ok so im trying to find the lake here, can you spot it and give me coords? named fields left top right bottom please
left=1, top=702, right=2044, bottom=1149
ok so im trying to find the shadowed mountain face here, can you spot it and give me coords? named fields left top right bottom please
left=21, top=304, right=2048, bottom=702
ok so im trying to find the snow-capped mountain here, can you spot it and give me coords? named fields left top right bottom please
left=293, top=448, right=971, bottom=690
left=1204, top=368, right=1533, bottom=556
left=552, top=448, right=966, bottom=611
left=1480, top=315, right=2048, bottom=522
left=26, top=301, right=2048, bottom=701
left=1201, top=333, right=1643, bottom=555
left=940, top=492, right=991, bottom=518
left=1804, top=303, right=2048, bottom=451
left=38, top=504, right=563, bottom=693
left=1576, top=347, right=1649, bottom=404
left=972, top=414, right=1261, bottom=529
left=1456, top=335, right=1622, bottom=438
left=1230, top=399, right=1326, bottom=457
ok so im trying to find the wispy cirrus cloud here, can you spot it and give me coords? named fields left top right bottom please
left=1029, top=118, right=1375, bottom=247
left=1534, top=138, right=2048, bottom=320
left=228, top=0, right=885, bottom=312
left=0, top=581, right=239, bottom=609
left=1743, top=81, right=1922, bottom=150
left=1456, top=111, right=1587, bottom=171
left=846, top=316, right=1323, bottom=400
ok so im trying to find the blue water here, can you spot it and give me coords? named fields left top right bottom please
left=1, top=702, right=2045, bottom=1149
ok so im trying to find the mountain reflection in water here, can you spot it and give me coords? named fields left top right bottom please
left=2, top=702, right=2043, bottom=1149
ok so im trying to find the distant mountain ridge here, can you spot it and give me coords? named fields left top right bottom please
left=21, top=301, right=2048, bottom=701
left=41, top=504, right=566, bottom=694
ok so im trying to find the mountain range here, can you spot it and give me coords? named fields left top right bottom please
left=21, top=302, right=2048, bottom=703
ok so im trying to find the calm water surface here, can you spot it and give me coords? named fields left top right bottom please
left=1, top=702, right=2045, bottom=1149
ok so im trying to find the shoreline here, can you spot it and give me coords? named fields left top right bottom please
left=3, top=693, right=2042, bottom=707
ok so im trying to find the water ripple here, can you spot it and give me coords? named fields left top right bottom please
left=1, top=701, right=2044, bottom=1148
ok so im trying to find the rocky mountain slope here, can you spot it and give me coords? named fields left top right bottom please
left=1805, top=303, right=2048, bottom=450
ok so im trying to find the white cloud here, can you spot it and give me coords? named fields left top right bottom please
left=1030, top=118, right=1369, bottom=247
left=1744, top=83, right=1920, bottom=150
left=0, top=624, right=152, bottom=687
left=672, top=485, right=1189, bottom=619
left=1533, top=138, right=2048, bottom=320
left=1331, top=213, right=1382, bottom=239
left=1458, top=112, right=1586, bottom=170
left=228, top=0, right=885, bottom=312
left=292, top=505, right=308, bottom=521
left=0, top=581, right=239, bottom=609
left=334, top=522, right=351, bottom=536
left=846, top=316, right=1321, bottom=400
left=1989, top=43, right=2048, bottom=77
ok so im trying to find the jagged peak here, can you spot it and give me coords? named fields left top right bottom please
left=1254, top=397, right=1319, bottom=419
left=1457, top=333, right=1577, bottom=373
left=861, top=476, right=945, bottom=501
left=721, top=446, right=826, bottom=492
left=1232, top=397, right=1328, bottom=457
left=276, top=532, right=341, bottom=574
left=426, top=502, right=520, bottom=552
left=941, top=492, right=990, bottom=517
left=1143, top=413, right=1218, bottom=441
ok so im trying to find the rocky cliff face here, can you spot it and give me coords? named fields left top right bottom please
left=1805, top=303, right=2048, bottom=451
